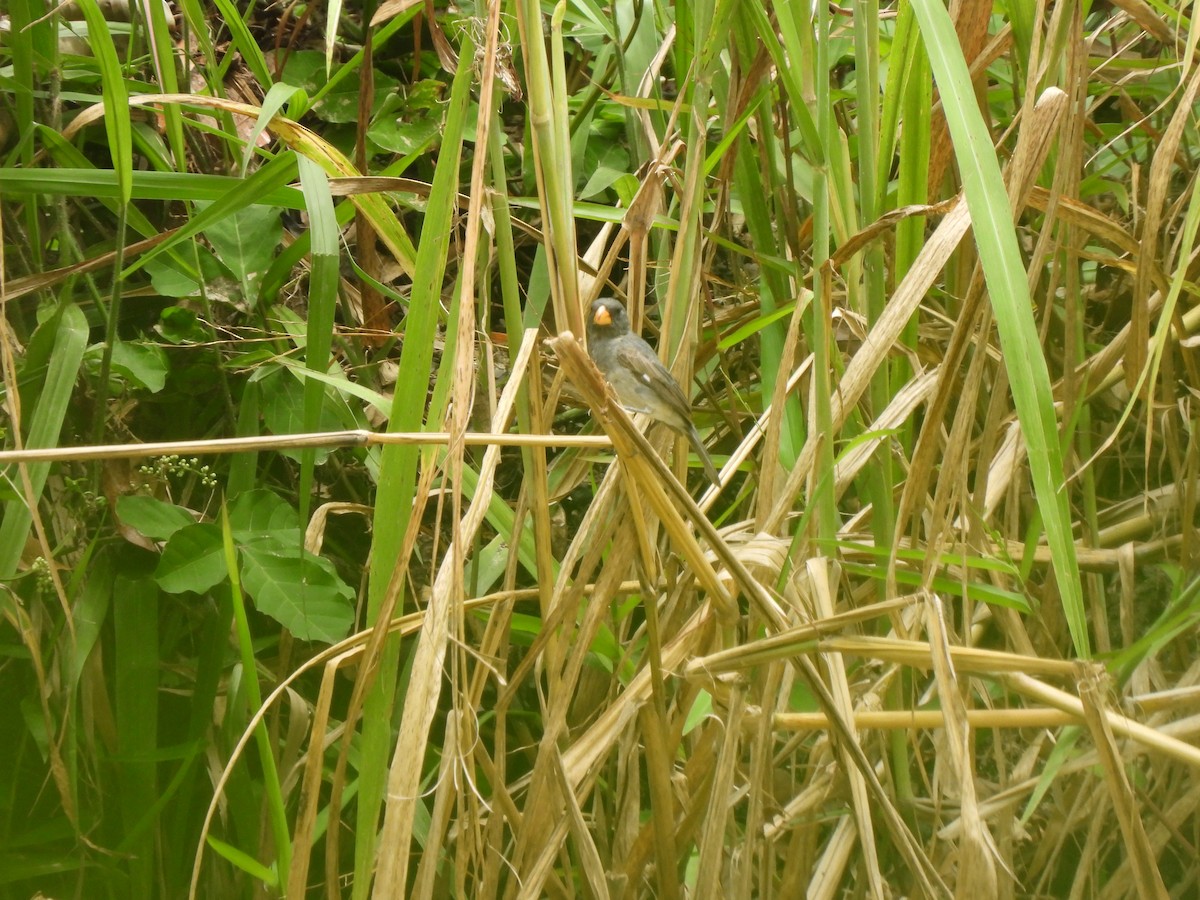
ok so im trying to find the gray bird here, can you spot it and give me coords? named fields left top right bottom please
left=585, top=297, right=720, bottom=485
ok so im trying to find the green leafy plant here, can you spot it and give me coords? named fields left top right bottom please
left=119, top=489, right=355, bottom=644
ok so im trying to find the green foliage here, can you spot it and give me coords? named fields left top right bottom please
left=117, top=494, right=198, bottom=539
left=122, top=489, right=357, bottom=643
left=2, top=0, right=1198, bottom=897
left=198, top=200, right=284, bottom=299
left=238, top=546, right=353, bottom=644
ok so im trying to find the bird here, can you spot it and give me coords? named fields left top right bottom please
left=585, top=296, right=720, bottom=485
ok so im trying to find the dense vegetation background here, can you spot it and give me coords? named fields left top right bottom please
left=2, top=0, right=1199, bottom=896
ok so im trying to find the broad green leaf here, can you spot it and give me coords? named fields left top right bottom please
left=145, top=251, right=224, bottom=299
left=368, top=114, right=442, bottom=157
left=102, top=341, right=170, bottom=393
left=122, top=152, right=299, bottom=279
left=155, top=524, right=227, bottom=594
left=117, top=496, right=197, bottom=540
left=155, top=306, right=216, bottom=344
left=228, top=490, right=302, bottom=548
left=239, top=546, right=355, bottom=643
left=201, top=201, right=283, bottom=288
left=579, top=142, right=630, bottom=200
left=279, top=50, right=398, bottom=123
left=257, top=367, right=341, bottom=463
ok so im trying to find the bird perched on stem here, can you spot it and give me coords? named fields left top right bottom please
left=585, top=296, right=720, bottom=485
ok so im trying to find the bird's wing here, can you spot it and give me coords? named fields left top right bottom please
left=613, top=341, right=693, bottom=418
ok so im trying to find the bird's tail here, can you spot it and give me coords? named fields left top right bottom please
left=688, top=425, right=721, bottom=485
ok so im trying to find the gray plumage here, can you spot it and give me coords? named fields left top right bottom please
left=586, top=297, right=720, bottom=485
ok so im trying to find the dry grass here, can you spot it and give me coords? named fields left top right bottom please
left=3, top=0, right=1200, bottom=898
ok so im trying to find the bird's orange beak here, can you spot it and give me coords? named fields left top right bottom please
left=593, top=305, right=612, bottom=327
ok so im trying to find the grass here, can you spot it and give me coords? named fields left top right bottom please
left=2, top=0, right=1199, bottom=897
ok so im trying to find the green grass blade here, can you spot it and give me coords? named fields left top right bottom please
left=0, top=167, right=305, bottom=208
left=909, top=0, right=1087, bottom=656
left=73, top=0, right=132, bottom=206
left=0, top=304, right=89, bottom=580
left=295, top=155, right=340, bottom=526
left=220, top=506, right=292, bottom=879
left=121, top=152, right=301, bottom=278
left=113, top=570, right=160, bottom=896
left=144, top=0, right=188, bottom=169
left=353, top=40, right=476, bottom=900
left=210, top=0, right=274, bottom=88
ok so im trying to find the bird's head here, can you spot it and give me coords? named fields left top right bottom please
left=589, top=297, right=630, bottom=335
